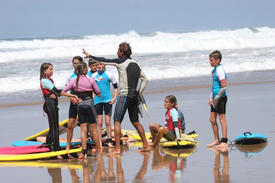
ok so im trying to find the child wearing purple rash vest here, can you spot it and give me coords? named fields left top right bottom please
left=62, top=62, right=102, bottom=158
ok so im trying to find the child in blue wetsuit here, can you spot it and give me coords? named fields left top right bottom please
left=149, top=95, right=181, bottom=148
left=91, top=62, right=118, bottom=147
left=40, top=63, right=77, bottom=158
left=207, top=50, right=228, bottom=149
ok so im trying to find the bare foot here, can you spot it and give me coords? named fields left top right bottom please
left=67, top=154, right=75, bottom=159
left=77, top=153, right=87, bottom=159
left=91, top=148, right=97, bottom=153
left=111, top=149, right=121, bottom=155
left=108, top=142, right=114, bottom=148
left=216, top=142, right=228, bottom=149
left=139, top=146, right=151, bottom=152
left=207, top=140, right=219, bottom=147
left=148, top=142, right=154, bottom=147
left=57, top=155, right=63, bottom=159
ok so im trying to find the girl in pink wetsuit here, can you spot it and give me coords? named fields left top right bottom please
left=62, top=62, right=101, bottom=158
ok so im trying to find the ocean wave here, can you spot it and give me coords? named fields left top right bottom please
left=1, top=27, right=275, bottom=63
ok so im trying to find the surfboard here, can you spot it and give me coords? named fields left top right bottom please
left=0, top=145, right=41, bottom=151
left=160, top=134, right=198, bottom=149
left=0, top=146, right=50, bottom=155
left=121, top=129, right=198, bottom=141
left=138, top=93, right=149, bottom=117
left=121, top=129, right=151, bottom=141
left=12, top=140, right=94, bottom=147
left=160, top=140, right=197, bottom=149
left=0, top=148, right=81, bottom=161
left=234, top=132, right=267, bottom=144
left=235, top=142, right=267, bottom=157
left=24, top=118, right=70, bottom=141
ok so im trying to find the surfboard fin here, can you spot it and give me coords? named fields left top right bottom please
left=138, top=92, right=149, bottom=117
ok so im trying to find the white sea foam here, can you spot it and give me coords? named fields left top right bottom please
left=1, top=27, right=275, bottom=94
left=1, top=27, right=275, bottom=63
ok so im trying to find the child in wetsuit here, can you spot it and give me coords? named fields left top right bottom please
left=149, top=95, right=181, bottom=148
left=87, top=58, right=99, bottom=77
left=40, top=63, right=77, bottom=158
left=62, top=62, right=102, bottom=158
left=208, top=50, right=228, bottom=149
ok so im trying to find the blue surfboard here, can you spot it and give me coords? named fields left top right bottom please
left=234, top=132, right=267, bottom=144
left=12, top=140, right=94, bottom=148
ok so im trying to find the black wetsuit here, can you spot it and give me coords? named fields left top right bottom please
left=89, top=55, right=148, bottom=123
left=41, top=77, right=62, bottom=151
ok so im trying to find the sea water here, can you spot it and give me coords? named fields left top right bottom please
left=1, top=26, right=275, bottom=97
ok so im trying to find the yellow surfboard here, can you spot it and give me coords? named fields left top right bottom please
left=121, top=129, right=198, bottom=142
left=0, top=148, right=81, bottom=161
left=121, top=129, right=151, bottom=141
left=24, top=118, right=69, bottom=141
left=160, top=133, right=198, bottom=148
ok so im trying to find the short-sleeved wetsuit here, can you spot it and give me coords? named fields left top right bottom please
left=91, top=70, right=118, bottom=116
left=211, top=64, right=227, bottom=114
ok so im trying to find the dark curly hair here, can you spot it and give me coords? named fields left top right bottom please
left=119, top=42, right=132, bottom=57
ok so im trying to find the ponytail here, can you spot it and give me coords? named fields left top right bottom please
left=75, top=62, right=87, bottom=90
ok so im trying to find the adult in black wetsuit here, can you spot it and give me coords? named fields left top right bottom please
left=82, top=42, right=150, bottom=154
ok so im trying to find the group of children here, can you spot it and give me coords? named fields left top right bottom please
left=40, top=42, right=228, bottom=158
left=40, top=57, right=118, bottom=158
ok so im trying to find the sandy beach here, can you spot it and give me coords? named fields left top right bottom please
left=0, top=70, right=275, bottom=182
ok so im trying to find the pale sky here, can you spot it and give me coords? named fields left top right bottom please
left=1, top=0, right=274, bottom=39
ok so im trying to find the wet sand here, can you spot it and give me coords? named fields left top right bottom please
left=0, top=70, right=275, bottom=182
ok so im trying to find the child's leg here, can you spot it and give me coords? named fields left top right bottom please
left=218, top=114, right=227, bottom=139
left=90, top=123, right=102, bottom=153
left=80, top=123, right=88, bottom=152
left=149, top=123, right=160, bottom=141
left=66, top=102, right=77, bottom=151
left=105, top=114, right=112, bottom=139
left=105, top=114, right=113, bottom=147
left=208, top=112, right=220, bottom=147
left=97, top=114, right=103, bottom=138
left=216, top=114, right=228, bottom=148
left=152, top=127, right=168, bottom=148
left=44, top=99, right=61, bottom=151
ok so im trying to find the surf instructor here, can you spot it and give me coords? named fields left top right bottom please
left=82, top=42, right=150, bottom=154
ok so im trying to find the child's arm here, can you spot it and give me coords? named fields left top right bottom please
left=41, top=78, right=66, bottom=98
left=61, top=80, right=78, bottom=100
left=171, top=109, right=181, bottom=140
left=214, top=66, right=227, bottom=101
left=215, top=79, right=227, bottom=99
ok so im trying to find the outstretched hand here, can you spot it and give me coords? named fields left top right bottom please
left=82, top=48, right=90, bottom=58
